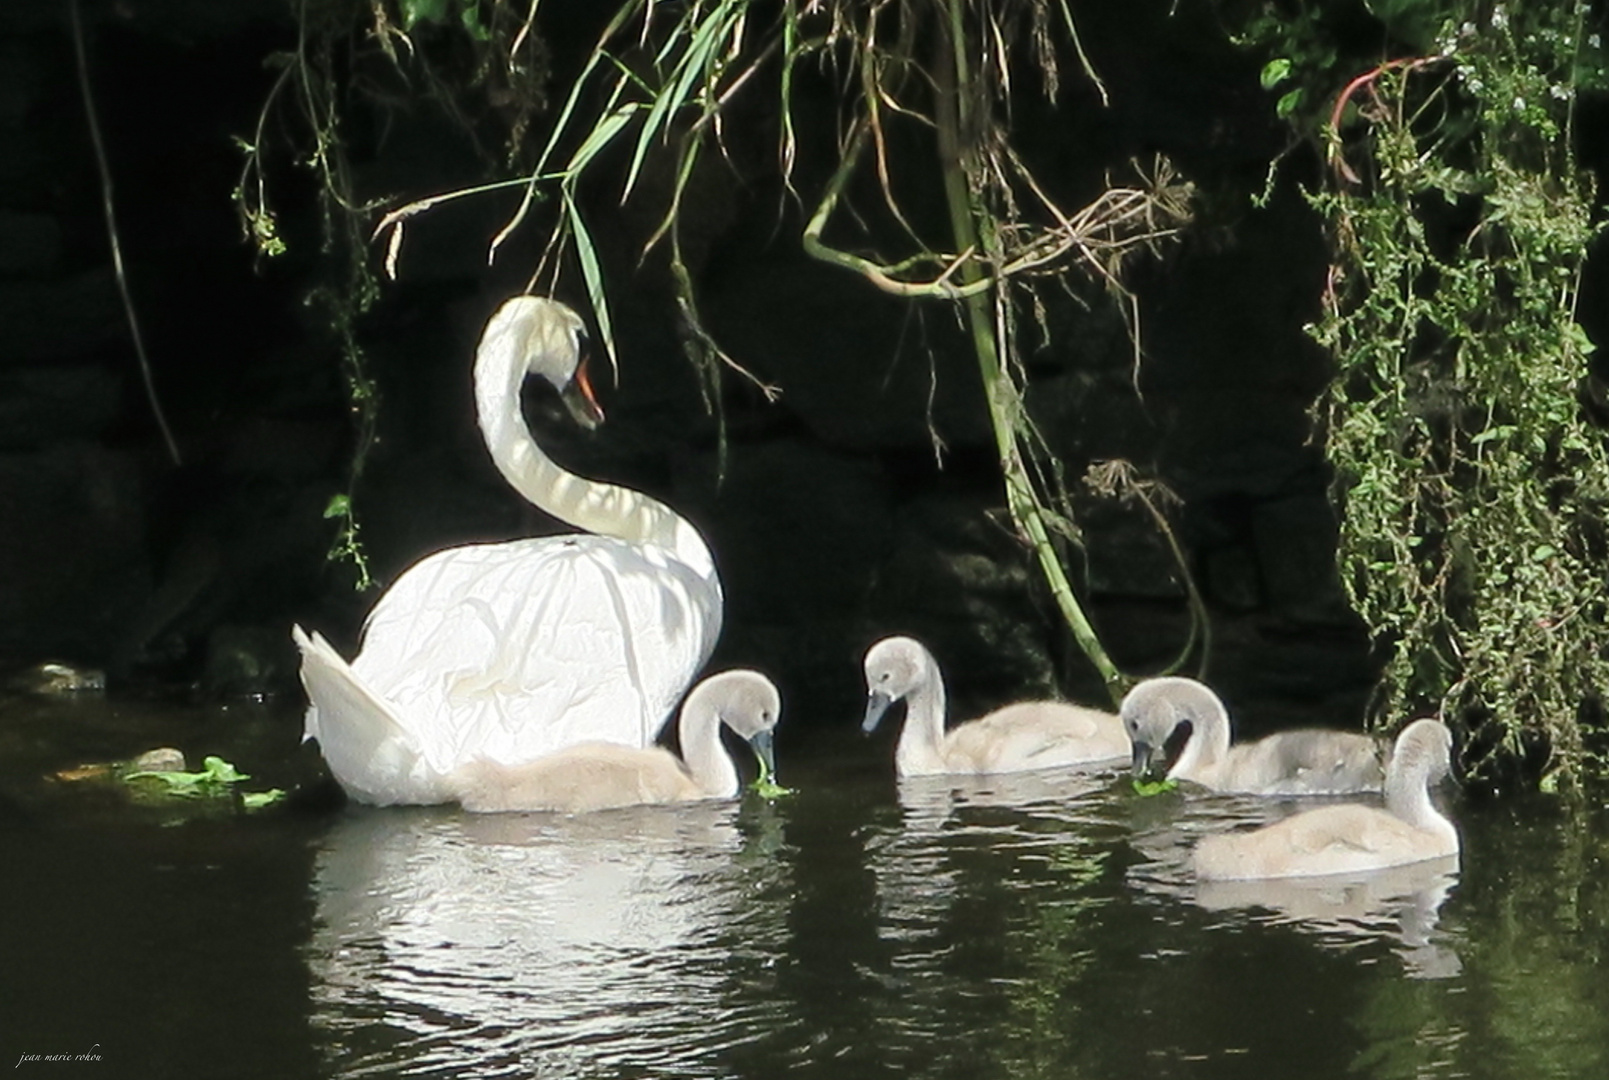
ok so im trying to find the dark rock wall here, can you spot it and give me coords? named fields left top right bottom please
left=0, top=0, right=1432, bottom=733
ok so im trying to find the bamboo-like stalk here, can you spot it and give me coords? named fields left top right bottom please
left=935, top=0, right=1125, bottom=705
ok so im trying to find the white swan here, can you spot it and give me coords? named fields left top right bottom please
left=294, top=296, right=723, bottom=805
left=861, top=636, right=1128, bottom=778
left=1122, top=676, right=1384, bottom=795
left=446, top=669, right=779, bottom=813
left=1192, top=718, right=1459, bottom=880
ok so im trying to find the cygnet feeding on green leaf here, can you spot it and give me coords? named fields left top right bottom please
left=861, top=636, right=1128, bottom=778
left=448, top=669, right=781, bottom=813
left=1122, top=676, right=1384, bottom=796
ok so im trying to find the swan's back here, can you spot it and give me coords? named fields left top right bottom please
left=1214, top=728, right=1385, bottom=795
left=1192, top=803, right=1442, bottom=880
left=450, top=744, right=700, bottom=814
left=354, top=535, right=720, bottom=767
left=944, top=702, right=1129, bottom=774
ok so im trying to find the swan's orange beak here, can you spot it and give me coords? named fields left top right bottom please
left=562, top=356, right=606, bottom=430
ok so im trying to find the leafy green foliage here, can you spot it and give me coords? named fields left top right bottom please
left=123, top=755, right=287, bottom=809
left=1245, top=1, right=1608, bottom=790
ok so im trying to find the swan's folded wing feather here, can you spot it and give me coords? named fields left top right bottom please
left=351, top=536, right=718, bottom=767
left=1194, top=805, right=1427, bottom=880
left=448, top=743, right=697, bottom=813
left=1220, top=730, right=1386, bottom=795
left=294, top=625, right=441, bottom=805
left=939, top=703, right=1127, bottom=773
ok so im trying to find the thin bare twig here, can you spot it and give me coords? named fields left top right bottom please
left=69, top=0, right=182, bottom=466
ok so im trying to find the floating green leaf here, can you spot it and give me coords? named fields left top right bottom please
left=123, top=755, right=283, bottom=810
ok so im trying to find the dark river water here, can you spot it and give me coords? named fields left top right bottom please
left=2, top=687, right=1606, bottom=1079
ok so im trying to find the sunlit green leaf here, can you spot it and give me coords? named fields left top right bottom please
left=1261, top=57, right=1292, bottom=89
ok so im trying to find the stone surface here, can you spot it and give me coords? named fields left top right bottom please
left=0, top=445, right=152, bottom=663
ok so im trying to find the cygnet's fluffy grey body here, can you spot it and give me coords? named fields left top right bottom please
left=1192, top=718, right=1459, bottom=880
left=861, top=636, right=1128, bottom=778
left=448, top=669, right=780, bottom=813
left=1122, top=676, right=1384, bottom=795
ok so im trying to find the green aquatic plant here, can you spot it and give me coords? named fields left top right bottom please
left=123, top=755, right=286, bottom=809
left=1241, top=0, right=1609, bottom=790
left=1131, top=777, right=1179, bottom=798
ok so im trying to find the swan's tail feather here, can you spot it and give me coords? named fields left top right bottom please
left=293, top=624, right=441, bottom=805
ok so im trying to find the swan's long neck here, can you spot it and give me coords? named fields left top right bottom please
left=1386, top=750, right=1451, bottom=836
left=1171, top=687, right=1232, bottom=781
left=476, top=331, right=717, bottom=583
left=895, top=658, right=950, bottom=776
left=677, top=682, right=739, bottom=798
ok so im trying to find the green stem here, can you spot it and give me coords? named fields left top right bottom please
left=935, top=1, right=1125, bottom=705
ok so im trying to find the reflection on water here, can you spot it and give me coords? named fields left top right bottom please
left=7, top=688, right=1609, bottom=1079
left=295, top=745, right=1609, bottom=1079
left=308, top=802, right=793, bottom=1078
left=1194, top=857, right=1462, bottom=979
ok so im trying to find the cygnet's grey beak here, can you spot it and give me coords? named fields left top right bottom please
left=1130, top=738, right=1160, bottom=781
left=748, top=728, right=778, bottom=784
left=862, top=690, right=894, bottom=735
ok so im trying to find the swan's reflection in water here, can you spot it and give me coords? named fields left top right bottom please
left=308, top=802, right=792, bottom=1078
left=1194, top=856, right=1462, bottom=978
left=1124, top=790, right=1463, bottom=979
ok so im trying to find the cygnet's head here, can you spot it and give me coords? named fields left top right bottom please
left=861, top=636, right=935, bottom=734
left=1390, top=718, right=1453, bottom=784
left=480, top=295, right=603, bottom=427
left=1120, top=676, right=1221, bottom=781
left=695, top=669, right=782, bottom=780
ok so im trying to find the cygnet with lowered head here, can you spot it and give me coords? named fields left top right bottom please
left=1192, top=718, right=1458, bottom=880
left=448, top=669, right=780, bottom=813
left=1122, top=676, right=1384, bottom=795
left=861, top=636, right=1128, bottom=778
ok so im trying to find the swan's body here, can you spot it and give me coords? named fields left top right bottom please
left=1122, top=677, right=1384, bottom=796
left=295, top=297, right=722, bottom=805
left=1193, top=719, right=1458, bottom=880
left=447, top=669, right=779, bottom=813
left=861, top=636, right=1128, bottom=778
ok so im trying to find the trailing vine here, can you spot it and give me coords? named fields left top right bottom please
left=1244, top=0, right=1609, bottom=791
left=235, top=0, right=553, bottom=590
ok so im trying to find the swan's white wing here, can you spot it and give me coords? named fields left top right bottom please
left=350, top=535, right=721, bottom=773
left=294, top=625, right=448, bottom=805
